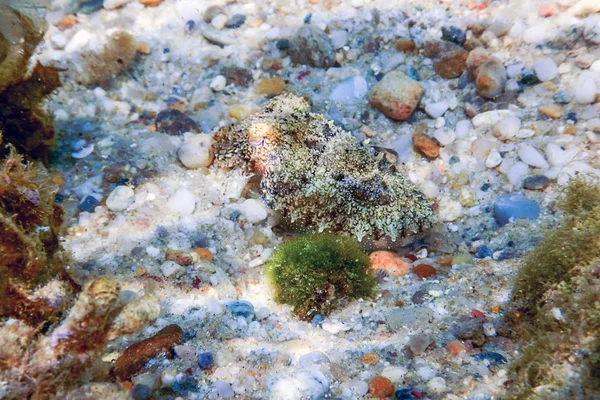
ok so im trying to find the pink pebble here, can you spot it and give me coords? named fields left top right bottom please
left=369, top=250, right=410, bottom=277
left=538, top=3, right=559, bottom=17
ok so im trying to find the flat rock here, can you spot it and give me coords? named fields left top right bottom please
left=493, top=193, right=540, bottom=226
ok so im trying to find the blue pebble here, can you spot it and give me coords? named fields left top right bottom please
left=79, top=195, right=99, bottom=212
left=406, top=67, right=420, bottom=81
left=197, top=352, right=214, bottom=369
left=449, top=155, right=460, bottom=165
left=303, top=13, right=313, bottom=23
left=480, top=183, right=491, bottom=192
left=493, top=194, right=540, bottom=226
left=185, top=20, right=196, bottom=34
left=311, top=314, right=324, bottom=327
left=226, top=300, right=255, bottom=319
left=276, top=39, right=291, bottom=50
left=567, top=111, right=577, bottom=123
left=553, top=90, right=571, bottom=104
left=66, top=0, right=103, bottom=14
left=441, top=25, right=466, bottom=45
left=395, top=388, right=419, bottom=400
left=472, top=351, right=508, bottom=366
left=476, top=245, right=492, bottom=258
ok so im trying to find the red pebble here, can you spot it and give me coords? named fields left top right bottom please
left=192, top=276, right=202, bottom=289
left=368, top=376, right=395, bottom=398
left=411, top=390, right=424, bottom=399
left=538, top=3, right=559, bottom=17
left=405, top=254, right=417, bottom=262
left=471, top=309, right=487, bottom=321
left=297, top=70, right=311, bottom=80
left=413, top=264, right=437, bottom=279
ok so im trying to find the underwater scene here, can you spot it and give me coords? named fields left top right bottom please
left=1, top=0, right=600, bottom=398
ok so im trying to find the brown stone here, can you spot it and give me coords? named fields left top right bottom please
left=112, top=324, right=184, bottom=381
left=466, top=47, right=492, bottom=77
left=413, top=264, right=437, bottom=278
left=475, top=59, right=506, bottom=99
left=222, top=67, right=253, bottom=87
left=165, top=250, right=193, bottom=266
left=193, top=248, right=213, bottom=262
left=359, top=352, right=380, bottom=365
left=136, top=42, right=151, bottom=55
left=422, top=40, right=468, bottom=79
left=255, top=77, right=286, bottom=96
left=368, top=376, right=395, bottom=398
left=395, top=38, right=416, bottom=53
left=412, top=132, right=440, bottom=159
left=539, top=104, right=564, bottom=119
left=368, top=71, right=423, bottom=121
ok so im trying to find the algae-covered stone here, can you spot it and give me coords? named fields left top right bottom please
left=213, top=94, right=434, bottom=242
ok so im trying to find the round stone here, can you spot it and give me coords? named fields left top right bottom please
left=197, top=352, right=214, bottom=369
left=493, top=193, right=540, bottom=226
left=533, top=57, right=558, bottom=81
left=369, top=70, right=424, bottom=120
left=177, top=134, right=214, bottom=169
left=106, top=185, right=134, bottom=212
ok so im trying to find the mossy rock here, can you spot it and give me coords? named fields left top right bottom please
left=266, top=232, right=377, bottom=320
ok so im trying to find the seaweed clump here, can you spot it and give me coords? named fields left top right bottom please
left=213, top=94, right=435, bottom=242
left=266, top=232, right=377, bottom=320
left=76, top=31, right=138, bottom=88
left=0, top=5, right=61, bottom=161
left=505, top=177, right=600, bottom=399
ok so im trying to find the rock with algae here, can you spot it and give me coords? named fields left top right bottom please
left=213, top=94, right=435, bottom=242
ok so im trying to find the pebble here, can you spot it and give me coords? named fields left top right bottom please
left=166, top=188, right=195, bottom=216
left=211, top=14, right=228, bottom=30
left=177, top=134, right=214, bottom=169
left=455, top=318, right=485, bottom=346
left=239, top=199, right=268, bottom=223
left=369, top=71, right=423, bottom=120
left=226, top=300, right=254, bottom=319
left=329, top=76, right=368, bottom=104
left=359, top=352, right=380, bottom=365
left=395, top=38, right=416, bottom=53
left=553, top=90, right=572, bottom=104
left=422, top=40, right=468, bottom=79
left=222, top=66, right=253, bottom=87
left=471, top=351, right=508, bottom=366
left=432, top=128, right=456, bottom=146
left=476, top=59, right=507, bottom=99
left=493, top=115, right=521, bottom=140
left=368, top=376, right=395, bottom=398
left=56, top=15, right=79, bottom=30
left=573, top=72, right=598, bottom=104
left=106, top=185, right=135, bottom=212
left=428, top=377, right=447, bottom=394
left=583, top=16, right=600, bottom=44
left=493, top=194, right=541, bottom=226
left=103, top=0, right=130, bottom=10
left=330, top=30, right=349, bottom=49
left=533, top=57, right=558, bottom=81
left=298, top=351, right=330, bottom=367
left=79, top=195, right=100, bottom=212
left=413, top=264, right=436, bottom=279
left=155, top=109, right=199, bottom=135
left=65, top=29, right=91, bottom=53
left=225, top=14, right=246, bottom=29
left=518, top=68, right=540, bottom=85
left=507, top=162, right=530, bottom=184
left=523, top=175, right=551, bottom=190
left=486, top=151, right=503, bottom=168
left=276, top=39, right=291, bottom=50
left=139, top=0, right=162, bottom=6
left=412, top=132, right=440, bottom=158
left=267, top=369, right=329, bottom=400
left=539, top=104, right=564, bottom=119
left=538, top=3, right=559, bottom=17
left=425, top=101, right=449, bottom=118
left=441, top=25, right=466, bottom=45
left=466, top=47, right=492, bottom=77
left=160, top=260, right=184, bottom=277
left=446, top=340, right=467, bottom=356
left=518, top=144, right=549, bottom=169
left=112, top=325, right=184, bottom=380
left=408, top=334, right=433, bottom=355
left=255, top=77, right=286, bottom=96
left=545, top=143, right=578, bottom=166
left=369, top=251, right=410, bottom=277
left=210, top=75, right=227, bottom=91
left=130, top=384, right=152, bottom=400
left=66, top=0, right=103, bottom=14
left=395, top=388, right=420, bottom=400
left=203, top=5, right=225, bottom=22
left=322, top=320, right=352, bottom=334
left=215, top=380, right=234, bottom=398
left=289, top=25, right=336, bottom=68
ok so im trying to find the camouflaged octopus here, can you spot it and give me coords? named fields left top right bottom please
left=213, top=94, right=435, bottom=242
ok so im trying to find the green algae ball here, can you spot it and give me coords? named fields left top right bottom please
left=266, top=232, right=377, bottom=321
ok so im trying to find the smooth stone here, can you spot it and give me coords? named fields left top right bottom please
left=298, top=351, right=330, bottom=367
left=167, top=188, right=196, bottom=215
left=432, top=128, right=456, bottom=145
left=518, top=144, right=549, bottom=169
left=225, top=14, right=246, bottom=29
left=573, top=72, right=598, bottom=104
left=471, top=351, right=508, bottom=366
left=197, top=352, right=214, bottom=369
left=523, top=175, right=550, bottom=190
left=160, top=260, right=184, bottom=278
left=289, top=25, right=336, bottom=68
left=493, top=193, right=540, bottom=226
left=493, top=115, right=521, bottom=140
left=106, top=185, right=134, bottom=212
left=485, top=151, right=502, bottom=168
left=226, top=300, right=254, bottom=319
left=476, top=58, right=507, bottom=99
left=66, top=0, right=103, bottom=14
left=329, top=76, right=368, bottom=104
left=210, top=75, right=227, bottom=91
left=79, top=195, right=100, bottom=212
left=441, top=25, right=466, bottom=45
left=545, top=143, right=579, bottom=166
left=65, top=29, right=91, bottom=53
left=507, top=162, right=530, bottom=185
left=177, top=134, right=214, bottom=169
left=267, top=369, right=330, bottom=400
left=533, top=57, right=558, bottom=81
left=214, top=380, right=234, bottom=398
left=425, top=101, right=449, bottom=118
left=239, top=199, right=268, bottom=223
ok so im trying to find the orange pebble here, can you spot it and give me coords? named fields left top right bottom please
left=538, top=3, right=559, bottom=17
left=359, top=352, right=380, bottom=365
left=491, top=305, right=501, bottom=313
left=413, top=264, right=437, bottom=279
left=193, top=248, right=213, bottom=262
left=369, top=250, right=410, bottom=277
left=140, top=0, right=162, bottom=6
left=56, top=14, right=78, bottom=30
left=368, top=376, right=395, bottom=398
left=447, top=340, right=467, bottom=356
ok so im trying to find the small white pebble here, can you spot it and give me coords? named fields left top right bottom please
left=573, top=72, right=598, bottom=104
left=427, top=377, right=447, bottom=394
left=433, top=128, right=455, bottom=146
left=486, top=151, right=503, bottom=168
left=239, top=199, right=268, bottom=223
left=65, top=29, right=91, bottom=53
left=210, top=75, right=227, bottom=91
left=167, top=187, right=196, bottom=215
left=425, top=101, right=449, bottom=118
left=506, top=162, right=529, bottom=184
left=533, top=57, right=558, bottom=81
left=211, top=14, right=228, bottom=30
left=518, top=144, right=549, bottom=169
left=106, top=185, right=134, bottom=212
left=493, top=115, right=521, bottom=140
left=177, top=133, right=214, bottom=169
